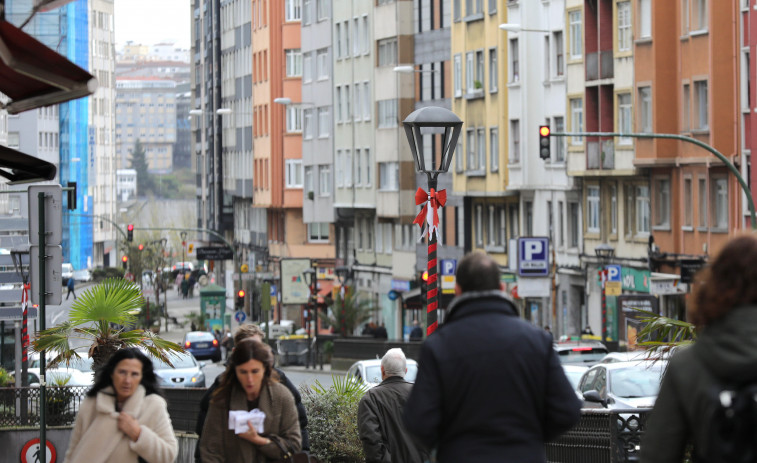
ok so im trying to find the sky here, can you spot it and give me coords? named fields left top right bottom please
left=114, top=0, right=191, bottom=49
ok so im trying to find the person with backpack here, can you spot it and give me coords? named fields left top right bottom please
left=641, top=234, right=757, bottom=463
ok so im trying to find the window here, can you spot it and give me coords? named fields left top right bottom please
left=490, top=127, right=499, bottom=172
left=487, top=206, right=505, bottom=247
left=379, top=162, right=399, bottom=190
left=683, top=83, right=690, bottom=131
left=344, top=150, right=352, bottom=187
left=355, top=148, right=362, bottom=185
left=558, top=200, right=565, bottom=246
left=568, top=202, right=579, bottom=248
left=354, top=83, right=362, bottom=122
left=319, top=165, right=331, bottom=196
left=303, top=53, right=313, bottom=82
left=489, top=48, right=498, bottom=92
left=318, top=107, right=330, bottom=137
left=553, top=31, right=564, bottom=76
left=693, top=0, right=707, bottom=31
left=654, top=177, right=670, bottom=228
left=466, top=51, right=474, bottom=92
left=681, top=0, right=689, bottom=34
left=698, top=177, right=707, bottom=228
left=467, top=129, right=475, bottom=171
left=285, top=160, right=303, bottom=188
left=316, top=0, right=328, bottom=20
left=477, top=128, right=486, bottom=170
left=510, top=39, right=519, bottom=83
left=475, top=205, right=483, bottom=247
left=364, top=148, right=371, bottom=186
left=639, top=86, right=652, bottom=133
left=335, top=150, right=343, bottom=187
left=361, top=16, right=369, bottom=54
left=363, top=82, right=371, bottom=120
left=303, top=109, right=314, bottom=139
left=377, top=99, right=397, bottom=128
left=376, top=222, right=383, bottom=253
left=316, top=49, right=328, bottom=80
left=610, top=183, right=618, bottom=235
left=343, top=84, right=351, bottom=120
left=694, top=80, right=708, bottom=130
left=454, top=54, right=462, bottom=97
left=286, top=106, right=302, bottom=132
left=456, top=140, right=464, bottom=173
left=554, top=116, right=565, bottom=162
left=710, top=176, right=728, bottom=229
left=742, top=49, right=751, bottom=110
left=377, top=38, right=398, bottom=67
left=618, top=93, right=632, bottom=144
left=344, top=21, right=349, bottom=56
left=308, top=223, right=329, bottom=241
left=476, top=50, right=484, bottom=89
left=625, top=184, right=635, bottom=236
left=684, top=177, right=693, bottom=227
left=636, top=185, right=650, bottom=235
left=587, top=186, right=600, bottom=233
left=335, top=87, right=342, bottom=122
left=304, top=166, right=314, bottom=193
left=285, top=0, right=301, bottom=21
left=569, top=10, right=582, bottom=59
left=285, top=49, right=302, bottom=77
left=510, top=120, right=520, bottom=163
left=353, top=18, right=360, bottom=56
left=335, top=23, right=342, bottom=58
left=302, top=0, right=312, bottom=24
left=617, top=2, right=631, bottom=52
left=570, top=98, right=583, bottom=144
left=639, top=0, right=651, bottom=39
left=509, top=204, right=520, bottom=240
left=454, top=0, right=461, bottom=21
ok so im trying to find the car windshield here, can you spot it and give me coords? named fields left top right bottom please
left=557, top=347, right=608, bottom=364
left=152, top=353, right=197, bottom=370
left=187, top=332, right=215, bottom=342
left=610, top=366, right=664, bottom=398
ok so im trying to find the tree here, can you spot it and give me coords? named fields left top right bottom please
left=129, top=139, right=154, bottom=196
left=634, top=308, right=696, bottom=355
left=32, top=278, right=183, bottom=371
left=320, top=289, right=374, bottom=336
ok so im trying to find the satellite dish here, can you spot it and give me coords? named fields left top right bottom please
left=199, top=275, right=208, bottom=287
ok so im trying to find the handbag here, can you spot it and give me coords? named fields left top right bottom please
left=269, top=437, right=321, bottom=463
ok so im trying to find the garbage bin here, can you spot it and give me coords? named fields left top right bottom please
left=276, top=335, right=310, bottom=366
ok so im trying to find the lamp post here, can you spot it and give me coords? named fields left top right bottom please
left=302, top=264, right=318, bottom=369
left=180, top=231, right=187, bottom=277
left=403, top=107, right=463, bottom=336
left=595, top=243, right=615, bottom=347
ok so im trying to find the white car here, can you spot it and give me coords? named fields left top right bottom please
left=577, top=361, right=667, bottom=409
left=346, top=358, right=419, bottom=389
left=260, top=320, right=296, bottom=339
left=61, top=263, right=74, bottom=285
left=14, top=367, right=93, bottom=387
left=561, top=364, right=589, bottom=399
left=28, top=351, right=95, bottom=385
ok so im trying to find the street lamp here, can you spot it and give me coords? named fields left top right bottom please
left=302, top=265, right=320, bottom=369
left=403, top=106, right=463, bottom=336
left=594, top=243, right=615, bottom=347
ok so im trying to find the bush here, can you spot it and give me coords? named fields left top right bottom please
left=302, top=376, right=366, bottom=462
left=0, top=367, right=12, bottom=387
left=92, top=267, right=125, bottom=282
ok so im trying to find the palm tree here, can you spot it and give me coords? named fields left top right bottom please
left=633, top=308, right=696, bottom=354
left=321, top=289, right=374, bottom=336
left=32, top=278, right=184, bottom=371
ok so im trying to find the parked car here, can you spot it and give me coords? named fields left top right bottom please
left=28, top=351, right=95, bottom=384
left=561, top=364, right=589, bottom=397
left=577, top=361, right=667, bottom=409
left=554, top=341, right=609, bottom=365
left=260, top=320, right=296, bottom=339
left=151, top=351, right=206, bottom=388
left=346, top=358, right=419, bottom=389
left=14, top=367, right=93, bottom=387
left=61, top=263, right=74, bottom=286
left=183, top=331, right=222, bottom=362
left=73, top=269, right=92, bottom=283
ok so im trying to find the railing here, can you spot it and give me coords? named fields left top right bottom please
left=0, top=386, right=89, bottom=427
left=546, top=409, right=648, bottom=463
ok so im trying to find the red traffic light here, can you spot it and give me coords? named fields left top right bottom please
left=237, top=289, right=246, bottom=298
left=127, top=224, right=134, bottom=231
left=122, top=255, right=128, bottom=263
left=539, top=126, right=551, bottom=137
left=138, top=244, right=144, bottom=251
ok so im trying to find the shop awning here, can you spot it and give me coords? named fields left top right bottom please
left=0, top=19, right=97, bottom=115
left=0, top=144, right=56, bottom=184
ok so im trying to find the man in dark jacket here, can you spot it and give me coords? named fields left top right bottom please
left=403, top=251, right=581, bottom=463
left=195, top=324, right=309, bottom=462
left=358, top=348, right=428, bottom=463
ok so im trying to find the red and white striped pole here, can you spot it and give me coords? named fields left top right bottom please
left=21, top=283, right=29, bottom=364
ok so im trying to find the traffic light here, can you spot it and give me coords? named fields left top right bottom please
left=420, top=270, right=429, bottom=303
left=138, top=243, right=144, bottom=251
left=236, top=289, right=246, bottom=309
left=539, top=125, right=551, bottom=160
left=127, top=224, right=134, bottom=242
left=121, top=255, right=128, bottom=270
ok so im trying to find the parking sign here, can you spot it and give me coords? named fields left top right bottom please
left=518, top=237, right=550, bottom=277
left=440, top=259, right=457, bottom=276
left=605, top=265, right=621, bottom=282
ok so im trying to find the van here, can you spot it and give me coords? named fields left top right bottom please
left=61, top=263, right=74, bottom=286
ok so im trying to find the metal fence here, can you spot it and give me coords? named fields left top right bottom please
left=0, top=386, right=90, bottom=427
left=546, top=408, right=648, bottom=463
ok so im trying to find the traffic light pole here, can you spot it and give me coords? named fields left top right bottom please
left=37, top=192, right=47, bottom=463
left=549, top=131, right=756, bottom=229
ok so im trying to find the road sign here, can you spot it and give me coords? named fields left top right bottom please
left=517, top=237, right=550, bottom=277
left=605, top=265, right=621, bottom=282
left=605, top=281, right=622, bottom=296
left=196, top=246, right=234, bottom=260
left=441, top=275, right=456, bottom=294
left=387, top=290, right=399, bottom=301
left=234, top=310, right=246, bottom=323
left=440, top=259, right=457, bottom=276
left=0, top=306, right=38, bottom=321
left=28, top=185, right=62, bottom=246
left=30, top=245, right=62, bottom=306
left=21, top=438, right=56, bottom=463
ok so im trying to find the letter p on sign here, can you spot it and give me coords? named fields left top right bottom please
left=524, top=241, right=543, bottom=260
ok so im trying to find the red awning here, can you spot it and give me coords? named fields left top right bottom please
left=0, top=19, right=97, bottom=114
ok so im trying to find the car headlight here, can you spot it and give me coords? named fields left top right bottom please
left=190, top=372, right=205, bottom=383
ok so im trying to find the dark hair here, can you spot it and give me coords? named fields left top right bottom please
left=88, top=347, right=163, bottom=398
left=455, top=251, right=501, bottom=293
left=212, top=338, right=278, bottom=403
left=690, top=234, right=757, bottom=329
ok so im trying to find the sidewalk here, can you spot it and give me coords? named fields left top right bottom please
left=145, top=284, right=205, bottom=345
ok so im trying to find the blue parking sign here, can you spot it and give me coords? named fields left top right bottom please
left=605, top=265, right=621, bottom=282
left=518, top=237, right=550, bottom=277
left=441, top=259, right=457, bottom=276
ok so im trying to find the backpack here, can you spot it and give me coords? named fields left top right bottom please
left=706, top=382, right=757, bottom=463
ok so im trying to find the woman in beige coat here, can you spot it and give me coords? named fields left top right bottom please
left=199, top=338, right=301, bottom=462
left=64, top=348, right=178, bottom=463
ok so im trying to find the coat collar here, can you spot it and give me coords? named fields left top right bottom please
left=445, top=290, right=519, bottom=323
left=95, top=385, right=146, bottom=417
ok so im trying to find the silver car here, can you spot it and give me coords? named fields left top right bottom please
left=151, top=351, right=206, bottom=388
left=577, top=361, right=666, bottom=409
left=346, top=358, right=418, bottom=389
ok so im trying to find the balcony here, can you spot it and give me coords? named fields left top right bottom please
left=587, top=138, right=614, bottom=170
left=586, top=51, right=614, bottom=81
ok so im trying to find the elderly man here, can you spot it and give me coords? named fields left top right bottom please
left=404, top=251, right=581, bottom=463
left=358, top=348, right=428, bottom=463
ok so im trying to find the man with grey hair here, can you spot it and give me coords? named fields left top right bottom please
left=358, top=348, right=428, bottom=463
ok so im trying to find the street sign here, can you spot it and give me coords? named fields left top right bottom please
left=387, top=290, right=399, bottom=301
left=517, top=237, right=550, bottom=277
left=605, top=281, right=622, bottom=296
left=440, top=259, right=457, bottom=276
left=28, top=185, right=62, bottom=246
left=20, top=438, right=55, bottom=463
left=30, top=245, right=62, bottom=306
left=196, top=246, right=234, bottom=260
left=680, top=259, right=705, bottom=284
left=234, top=310, right=246, bottom=323
left=441, top=275, right=456, bottom=294
left=605, top=265, right=621, bottom=282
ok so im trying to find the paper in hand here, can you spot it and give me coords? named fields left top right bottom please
left=229, top=409, right=266, bottom=434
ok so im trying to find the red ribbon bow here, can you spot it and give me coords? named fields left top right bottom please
left=413, top=187, right=447, bottom=240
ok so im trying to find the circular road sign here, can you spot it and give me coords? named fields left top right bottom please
left=240, top=264, right=249, bottom=273
left=235, top=310, right=247, bottom=323
left=21, top=438, right=56, bottom=463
